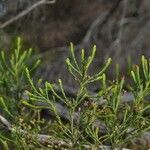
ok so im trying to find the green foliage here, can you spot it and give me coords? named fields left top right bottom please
left=0, top=39, right=149, bottom=149
left=0, top=37, right=41, bottom=149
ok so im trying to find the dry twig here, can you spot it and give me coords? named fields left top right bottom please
left=82, top=0, right=123, bottom=46
left=0, top=0, right=56, bottom=29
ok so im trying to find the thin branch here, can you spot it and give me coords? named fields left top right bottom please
left=0, top=0, right=56, bottom=29
left=0, top=115, right=11, bottom=130
left=82, top=0, right=123, bottom=46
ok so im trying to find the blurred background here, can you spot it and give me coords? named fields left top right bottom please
left=0, top=0, right=150, bottom=88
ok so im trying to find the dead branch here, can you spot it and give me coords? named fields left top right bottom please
left=105, top=0, right=128, bottom=60
left=81, top=0, right=123, bottom=46
left=0, top=114, right=11, bottom=130
left=0, top=0, right=56, bottom=29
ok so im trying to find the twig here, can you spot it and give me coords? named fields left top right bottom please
left=0, top=0, right=56, bottom=29
left=0, top=114, right=11, bottom=130
left=82, top=0, right=123, bottom=46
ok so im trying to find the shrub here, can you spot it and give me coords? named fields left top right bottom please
left=0, top=39, right=149, bottom=149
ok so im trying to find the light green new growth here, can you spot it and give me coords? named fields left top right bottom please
left=0, top=39, right=149, bottom=149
